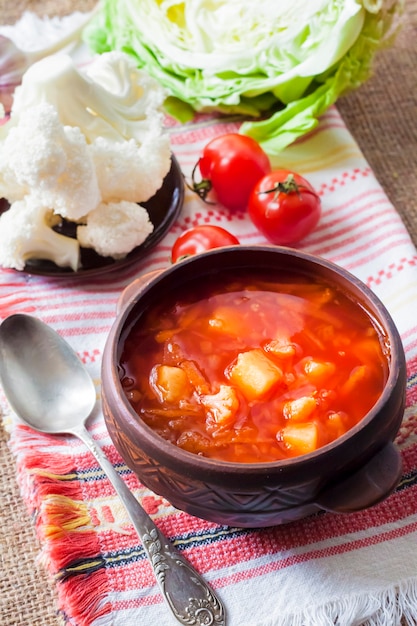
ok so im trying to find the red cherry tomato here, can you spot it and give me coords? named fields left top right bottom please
left=190, top=133, right=271, bottom=211
left=248, top=170, right=321, bottom=245
left=171, top=225, right=240, bottom=262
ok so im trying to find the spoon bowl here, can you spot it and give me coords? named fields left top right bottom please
left=0, top=314, right=96, bottom=433
left=0, top=313, right=226, bottom=626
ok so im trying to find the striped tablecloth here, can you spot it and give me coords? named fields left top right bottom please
left=1, top=11, right=417, bottom=626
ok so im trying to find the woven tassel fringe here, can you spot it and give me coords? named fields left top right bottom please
left=9, top=424, right=113, bottom=625
left=55, top=569, right=111, bottom=626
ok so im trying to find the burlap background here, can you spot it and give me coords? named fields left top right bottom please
left=0, top=2, right=416, bottom=624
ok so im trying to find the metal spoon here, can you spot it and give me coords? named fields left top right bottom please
left=0, top=313, right=226, bottom=626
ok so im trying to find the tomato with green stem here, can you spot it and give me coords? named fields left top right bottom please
left=248, top=170, right=321, bottom=245
left=189, top=133, right=271, bottom=211
left=171, top=225, right=240, bottom=262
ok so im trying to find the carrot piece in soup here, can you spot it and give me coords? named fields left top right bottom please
left=176, top=430, right=213, bottom=455
left=227, top=349, right=283, bottom=401
left=281, top=422, right=319, bottom=455
left=180, top=360, right=210, bottom=394
left=155, top=328, right=181, bottom=343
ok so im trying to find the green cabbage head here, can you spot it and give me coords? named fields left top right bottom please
left=85, top=0, right=403, bottom=154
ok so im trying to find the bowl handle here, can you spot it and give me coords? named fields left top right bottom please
left=117, top=270, right=162, bottom=314
left=315, top=442, right=402, bottom=514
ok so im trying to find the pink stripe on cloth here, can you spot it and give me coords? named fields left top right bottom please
left=1, top=16, right=417, bottom=626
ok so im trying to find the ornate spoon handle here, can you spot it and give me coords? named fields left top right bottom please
left=75, top=424, right=226, bottom=625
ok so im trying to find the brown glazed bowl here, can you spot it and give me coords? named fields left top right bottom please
left=101, top=246, right=406, bottom=528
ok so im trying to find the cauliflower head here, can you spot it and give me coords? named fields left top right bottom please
left=77, top=200, right=154, bottom=259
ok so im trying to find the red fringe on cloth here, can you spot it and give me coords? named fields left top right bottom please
left=10, top=424, right=113, bottom=626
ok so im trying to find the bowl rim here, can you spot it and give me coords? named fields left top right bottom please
left=105, top=245, right=406, bottom=474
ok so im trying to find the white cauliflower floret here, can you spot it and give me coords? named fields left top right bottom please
left=0, top=196, right=80, bottom=271
left=77, top=200, right=154, bottom=259
left=10, top=52, right=171, bottom=204
left=89, top=134, right=171, bottom=203
left=0, top=102, right=100, bottom=220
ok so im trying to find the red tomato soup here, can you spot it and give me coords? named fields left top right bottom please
left=119, top=270, right=389, bottom=463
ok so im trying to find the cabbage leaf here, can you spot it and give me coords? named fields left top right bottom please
left=85, top=0, right=403, bottom=155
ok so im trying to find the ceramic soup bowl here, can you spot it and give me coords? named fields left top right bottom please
left=101, top=246, right=406, bottom=527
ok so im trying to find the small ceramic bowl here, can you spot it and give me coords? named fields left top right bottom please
left=101, top=246, right=406, bottom=528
